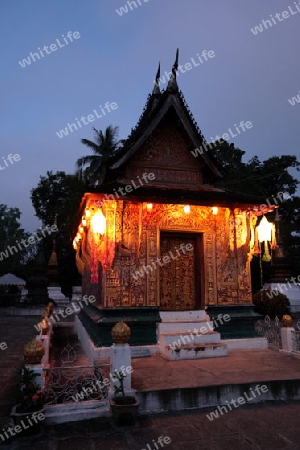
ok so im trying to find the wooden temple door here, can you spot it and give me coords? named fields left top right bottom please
left=159, top=233, right=199, bottom=310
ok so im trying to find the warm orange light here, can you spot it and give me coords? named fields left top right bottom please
left=212, top=207, right=218, bottom=215
left=82, top=217, right=87, bottom=227
left=91, top=209, right=106, bottom=235
left=146, top=203, right=153, bottom=211
left=257, top=216, right=273, bottom=242
left=183, top=205, right=190, bottom=214
left=85, top=209, right=91, bottom=218
left=79, top=226, right=84, bottom=234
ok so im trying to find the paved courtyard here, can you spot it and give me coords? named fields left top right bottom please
left=1, top=313, right=300, bottom=449
left=0, top=402, right=300, bottom=449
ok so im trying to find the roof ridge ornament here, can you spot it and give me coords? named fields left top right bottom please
left=167, top=48, right=179, bottom=93
left=152, top=62, right=161, bottom=95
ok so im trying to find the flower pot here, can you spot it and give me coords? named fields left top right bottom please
left=110, top=396, right=139, bottom=426
left=11, top=405, right=45, bottom=437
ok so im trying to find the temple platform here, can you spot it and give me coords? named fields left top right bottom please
left=128, top=348, right=300, bottom=414
left=2, top=314, right=300, bottom=426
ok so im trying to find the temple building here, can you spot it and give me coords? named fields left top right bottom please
left=73, top=51, right=276, bottom=359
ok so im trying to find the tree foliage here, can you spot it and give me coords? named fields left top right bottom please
left=76, top=125, right=120, bottom=184
left=30, top=171, right=84, bottom=295
left=0, top=204, right=31, bottom=276
left=210, top=139, right=300, bottom=275
left=211, top=140, right=300, bottom=198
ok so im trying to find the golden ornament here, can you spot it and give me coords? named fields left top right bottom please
left=111, top=321, right=131, bottom=344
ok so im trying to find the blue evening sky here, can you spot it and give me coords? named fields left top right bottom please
left=0, top=0, right=299, bottom=232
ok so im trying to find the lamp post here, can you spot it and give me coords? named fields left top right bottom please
left=256, top=216, right=273, bottom=262
left=256, top=215, right=274, bottom=288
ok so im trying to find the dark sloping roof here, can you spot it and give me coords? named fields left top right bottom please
left=111, top=90, right=222, bottom=178
left=109, top=51, right=222, bottom=180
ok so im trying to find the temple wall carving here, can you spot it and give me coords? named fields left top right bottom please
left=125, top=125, right=203, bottom=185
left=77, top=200, right=253, bottom=308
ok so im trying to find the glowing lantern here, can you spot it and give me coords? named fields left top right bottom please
left=256, top=215, right=273, bottom=262
left=257, top=216, right=272, bottom=242
left=212, top=207, right=218, bottom=215
left=91, top=209, right=106, bottom=235
left=183, top=205, right=190, bottom=214
left=79, top=226, right=84, bottom=234
left=82, top=217, right=87, bottom=227
left=146, top=203, right=153, bottom=212
left=85, top=209, right=91, bottom=218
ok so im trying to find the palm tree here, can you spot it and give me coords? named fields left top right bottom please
left=76, top=125, right=119, bottom=185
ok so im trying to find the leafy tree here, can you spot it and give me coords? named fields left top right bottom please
left=31, top=171, right=84, bottom=295
left=209, top=140, right=300, bottom=277
left=0, top=204, right=30, bottom=276
left=76, top=125, right=120, bottom=184
left=210, top=140, right=300, bottom=198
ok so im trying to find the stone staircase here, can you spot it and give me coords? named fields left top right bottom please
left=159, top=311, right=228, bottom=360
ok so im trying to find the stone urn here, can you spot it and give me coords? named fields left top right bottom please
left=282, top=314, right=293, bottom=327
left=111, top=321, right=131, bottom=344
left=24, top=339, right=45, bottom=364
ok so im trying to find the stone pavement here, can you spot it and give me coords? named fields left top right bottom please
left=1, top=402, right=300, bottom=449
left=1, top=313, right=300, bottom=449
left=131, top=349, right=300, bottom=391
left=0, top=315, right=37, bottom=425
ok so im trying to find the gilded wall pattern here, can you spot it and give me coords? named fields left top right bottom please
left=80, top=200, right=253, bottom=308
left=125, top=125, right=203, bottom=185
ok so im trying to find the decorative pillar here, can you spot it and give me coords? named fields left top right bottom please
left=110, top=321, right=132, bottom=394
left=280, top=315, right=295, bottom=354
left=23, top=338, right=45, bottom=388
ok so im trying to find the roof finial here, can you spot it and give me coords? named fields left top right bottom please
left=172, top=48, right=179, bottom=77
left=167, top=48, right=179, bottom=92
left=152, top=62, right=161, bottom=95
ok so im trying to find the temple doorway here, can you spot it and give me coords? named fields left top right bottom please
left=159, top=232, right=203, bottom=310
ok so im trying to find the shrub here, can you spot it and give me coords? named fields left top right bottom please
left=253, top=288, right=290, bottom=318
left=15, top=367, right=45, bottom=412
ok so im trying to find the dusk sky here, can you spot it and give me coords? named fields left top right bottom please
left=0, top=0, right=299, bottom=232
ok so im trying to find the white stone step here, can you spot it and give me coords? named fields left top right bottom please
left=163, top=343, right=228, bottom=360
left=160, top=331, right=221, bottom=348
left=159, top=321, right=214, bottom=334
left=159, top=310, right=209, bottom=322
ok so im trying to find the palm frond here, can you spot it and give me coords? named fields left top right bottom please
left=80, top=139, right=101, bottom=154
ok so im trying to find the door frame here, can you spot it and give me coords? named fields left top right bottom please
left=158, top=230, right=205, bottom=310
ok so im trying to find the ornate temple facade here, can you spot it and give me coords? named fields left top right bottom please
left=73, top=52, right=274, bottom=350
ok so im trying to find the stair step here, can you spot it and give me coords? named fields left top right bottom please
left=168, top=342, right=224, bottom=350
left=163, top=342, right=228, bottom=360
left=160, top=330, right=216, bottom=336
left=159, top=321, right=214, bottom=333
left=160, top=311, right=209, bottom=321
left=160, top=319, right=209, bottom=323
left=160, top=331, right=221, bottom=347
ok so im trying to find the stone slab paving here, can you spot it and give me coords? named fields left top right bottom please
left=0, top=315, right=38, bottom=425
left=0, top=402, right=300, bottom=449
left=1, top=313, right=300, bottom=449
left=131, top=350, right=300, bottom=391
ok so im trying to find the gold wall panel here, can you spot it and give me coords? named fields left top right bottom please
left=81, top=198, right=253, bottom=308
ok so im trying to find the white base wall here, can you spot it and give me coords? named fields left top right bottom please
left=223, top=338, right=268, bottom=350
left=75, top=316, right=160, bottom=362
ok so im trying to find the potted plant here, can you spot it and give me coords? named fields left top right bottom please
left=110, top=370, right=139, bottom=426
left=11, top=366, right=45, bottom=437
